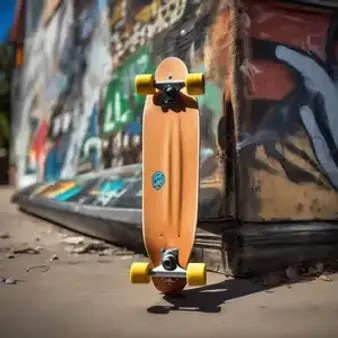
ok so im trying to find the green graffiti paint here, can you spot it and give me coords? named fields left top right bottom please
left=102, top=45, right=155, bottom=135
left=192, top=64, right=222, bottom=115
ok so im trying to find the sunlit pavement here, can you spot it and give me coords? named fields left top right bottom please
left=1, top=187, right=338, bottom=338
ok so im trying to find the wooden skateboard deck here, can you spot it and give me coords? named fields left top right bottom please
left=130, top=57, right=206, bottom=294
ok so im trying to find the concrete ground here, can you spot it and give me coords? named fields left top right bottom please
left=1, top=187, right=338, bottom=338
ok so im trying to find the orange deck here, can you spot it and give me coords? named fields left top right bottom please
left=142, top=57, right=200, bottom=294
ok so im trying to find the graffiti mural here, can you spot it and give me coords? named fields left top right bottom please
left=100, top=45, right=153, bottom=168
left=10, top=0, right=338, bottom=278
left=15, top=0, right=223, bottom=188
left=207, top=1, right=338, bottom=221
left=15, top=0, right=112, bottom=186
left=36, top=180, right=82, bottom=201
left=14, top=0, right=338, bottom=224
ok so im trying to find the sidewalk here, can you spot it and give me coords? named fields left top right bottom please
left=1, top=187, right=338, bottom=338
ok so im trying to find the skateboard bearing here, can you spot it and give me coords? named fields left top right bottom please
left=162, top=253, right=177, bottom=271
left=161, top=248, right=178, bottom=271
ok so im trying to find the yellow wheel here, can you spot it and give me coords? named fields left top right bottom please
left=185, top=73, right=205, bottom=95
left=186, top=263, right=207, bottom=286
left=129, top=262, right=151, bottom=284
left=135, top=74, right=156, bottom=95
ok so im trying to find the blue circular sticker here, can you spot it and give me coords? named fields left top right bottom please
left=152, top=171, right=165, bottom=191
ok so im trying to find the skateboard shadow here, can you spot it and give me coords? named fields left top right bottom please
left=147, top=278, right=267, bottom=314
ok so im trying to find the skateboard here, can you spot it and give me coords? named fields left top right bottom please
left=129, top=57, right=207, bottom=294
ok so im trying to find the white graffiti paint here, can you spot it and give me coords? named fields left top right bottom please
left=52, top=111, right=73, bottom=137
left=14, top=1, right=113, bottom=187
left=103, top=90, right=123, bottom=133
left=94, top=177, right=139, bottom=206
left=111, top=0, right=187, bottom=63
left=83, top=137, right=103, bottom=158
left=61, top=5, right=113, bottom=179
left=95, top=188, right=126, bottom=206
left=132, top=135, right=141, bottom=147
left=276, top=45, right=338, bottom=149
left=102, top=49, right=149, bottom=135
left=276, top=45, right=338, bottom=188
left=61, top=98, right=94, bottom=179
left=15, top=1, right=75, bottom=187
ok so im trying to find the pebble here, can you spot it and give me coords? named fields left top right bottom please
left=62, top=236, right=85, bottom=245
left=98, top=249, right=112, bottom=256
left=70, top=242, right=111, bottom=254
left=4, top=277, right=16, bottom=284
left=115, top=249, right=135, bottom=256
left=317, top=273, right=332, bottom=282
left=0, top=232, right=10, bottom=239
left=0, top=277, right=17, bottom=284
left=12, top=245, right=42, bottom=254
left=119, top=255, right=135, bottom=260
left=49, top=254, right=59, bottom=261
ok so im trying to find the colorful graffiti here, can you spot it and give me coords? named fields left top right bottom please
left=13, top=0, right=338, bottom=223
left=34, top=180, right=81, bottom=200
left=208, top=1, right=338, bottom=221
left=29, top=161, right=223, bottom=220
left=100, top=45, right=153, bottom=168
left=14, top=0, right=112, bottom=186
left=15, top=0, right=223, bottom=189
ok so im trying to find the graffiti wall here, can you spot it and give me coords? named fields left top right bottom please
left=13, top=0, right=338, bottom=223
left=13, top=0, right=225, bottom=220
left=217, top=1, right=338, bottom=221
left=15, top=0, right=112, bottom=186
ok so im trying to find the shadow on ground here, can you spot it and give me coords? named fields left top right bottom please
left=147, top=278, right=268, bottom=314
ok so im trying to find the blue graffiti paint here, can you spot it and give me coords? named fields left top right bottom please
left=44, top=147, right=63, bottom=182
left=98, top=0, right=106, bottom=10
left=87, top=103, right=101, bottom=169
left=100, top=180, right=125, bottom=192
left=89, top=103, right=99, bottom=137
left=53, top=185, right=83, bottom=202
left=126, top=120, right=142, bottom=135
left=44, top=134, right=70, bottom=182
left=152, top=171, right=165, bottom=191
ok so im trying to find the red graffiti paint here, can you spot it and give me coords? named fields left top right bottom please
left=247, top=2, right=331, bottom=100
left=32, top=119, right=48, bottom=159
left=31, top=119, right=49, bottom=179
left=249, top=3, right=329, bottom=58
